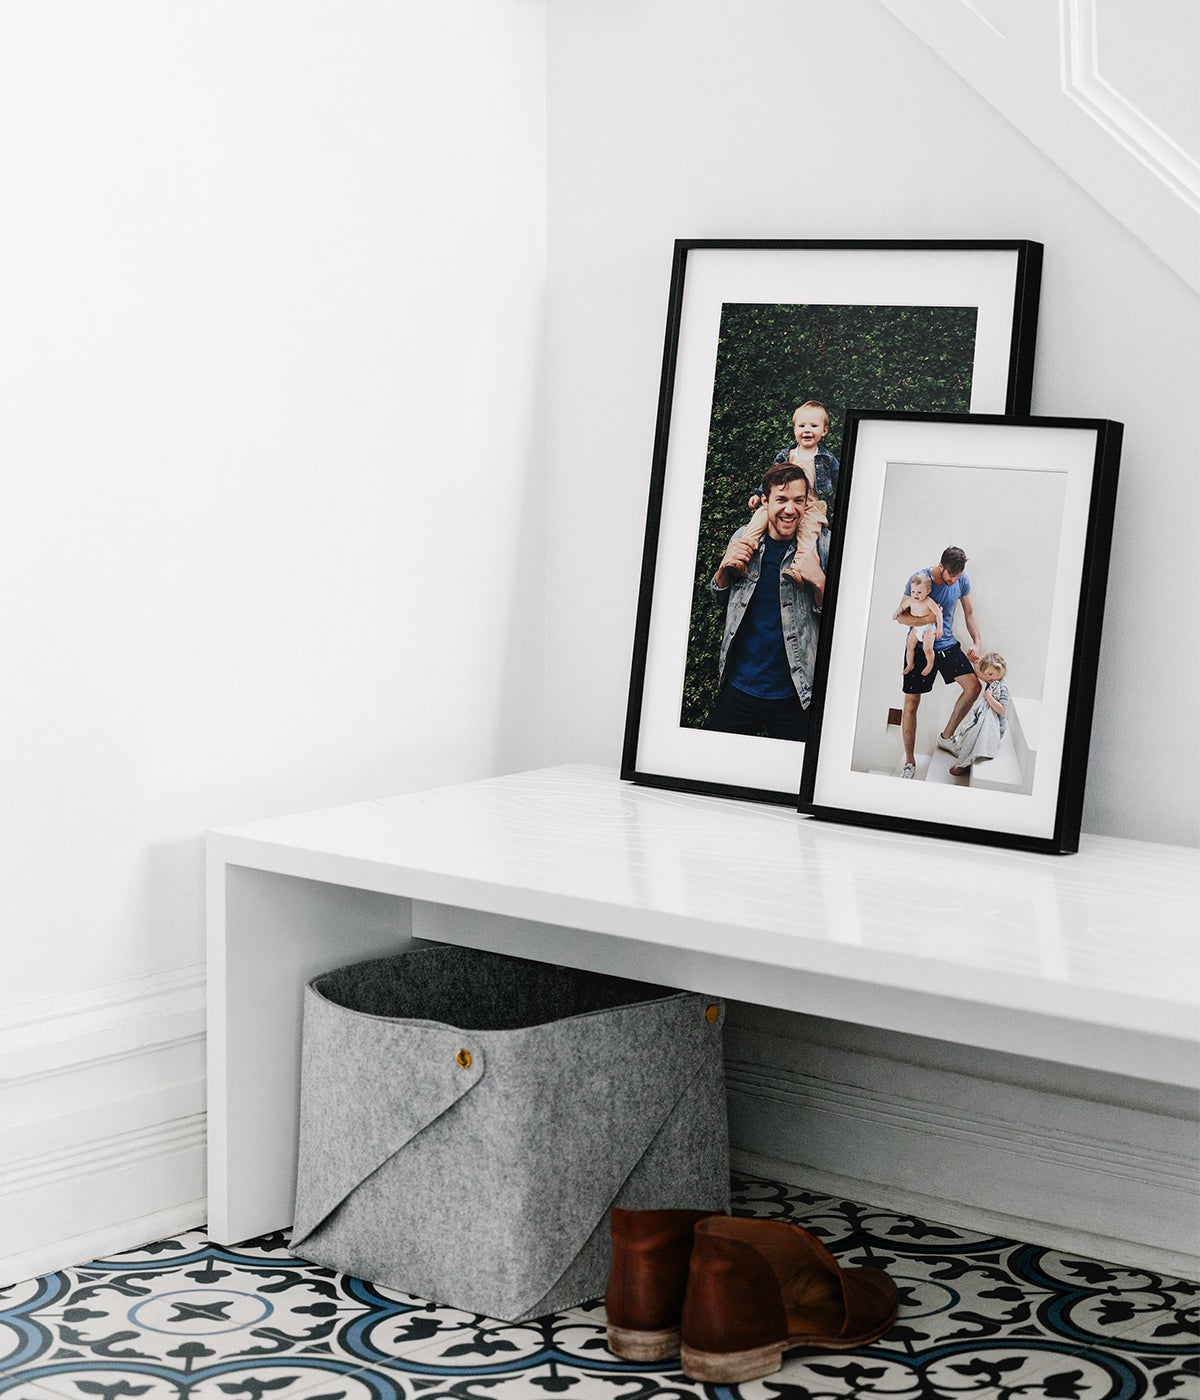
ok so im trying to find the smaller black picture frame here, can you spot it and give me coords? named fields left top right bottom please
left=798, top=410, right=1122, bottom=855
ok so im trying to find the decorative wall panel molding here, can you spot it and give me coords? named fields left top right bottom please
left=724, top=1004, right=1200, bottom=1279
left=873, top=0, right=1200, bottom=291
left=1062, top=0, right=1199, bottom=211
left=0, top=966, right=207, bottom=1286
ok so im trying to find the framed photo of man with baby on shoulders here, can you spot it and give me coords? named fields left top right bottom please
left=798, top=411, right=1122, bottom=855
left=622, top=239, right=1044, bottom=805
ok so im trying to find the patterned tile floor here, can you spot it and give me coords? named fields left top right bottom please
left=1, top=1174, right=1196, bottom=1400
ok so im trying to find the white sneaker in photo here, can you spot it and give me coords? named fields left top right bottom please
left=901, top=762, right=916, bottom=779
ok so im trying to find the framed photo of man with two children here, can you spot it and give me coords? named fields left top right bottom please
left=621, top=239, right=1044, bottom=807
left=798, top=411, right=1122, bottom=855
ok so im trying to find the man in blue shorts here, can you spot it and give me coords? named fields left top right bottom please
left=892, top=546, right=982, bottom=779
left=707, top=464, right=829, bottom=742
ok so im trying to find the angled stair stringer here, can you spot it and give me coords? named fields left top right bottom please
left=872, top=0, right=1200, bottom=292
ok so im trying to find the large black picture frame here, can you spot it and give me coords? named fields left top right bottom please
left=798, top=410, right=1122, bottom=854
left=621, top=239, right=1043, bottom=806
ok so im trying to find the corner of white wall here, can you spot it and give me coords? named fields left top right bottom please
left=0, top=0, right=549, bottom=1274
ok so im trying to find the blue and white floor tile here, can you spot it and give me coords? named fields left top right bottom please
left=1, top=1174, right=1195, bottom=1399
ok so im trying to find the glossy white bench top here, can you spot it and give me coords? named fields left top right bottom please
left=210, top=764, right=1198, bottom=1051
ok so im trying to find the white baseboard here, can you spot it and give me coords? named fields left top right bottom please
left=1, top=1199, right=207, bottom=1288
left=0, top=965, right=208, bottom=1287
left=724, top=1004, right=1200, bottom=1282
left=731, top=1149, right=1198, bottom=1283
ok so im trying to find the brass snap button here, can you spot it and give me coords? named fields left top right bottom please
left=705, top=1005, right=720, bottom=1024
left=456, top=1048, right=473, bottom=1069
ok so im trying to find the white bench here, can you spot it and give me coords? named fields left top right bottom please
left=206, top=764, right=1199, bottom=1247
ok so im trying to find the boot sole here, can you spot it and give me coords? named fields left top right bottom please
left=606, top=1324, right=680, bottom=1363
left=680, top=1340, right=784, bottom=1383
left=681, top=1310, right=899, bottom=1383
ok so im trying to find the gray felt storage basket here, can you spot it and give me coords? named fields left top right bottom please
left=290, top=944, right=730, bottom=1322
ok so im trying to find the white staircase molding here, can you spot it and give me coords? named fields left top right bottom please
left=724, top=1004, right=1200, bottom=1280
left=873, top=0, right=1200, bottom=291
left=918, top=698, right=1040, bottom=792
left=923, top=746, right=968, bottom=787
left=0, top=966, right=207, bottom=1286
left=1062, top=0, right=1200, bottom=213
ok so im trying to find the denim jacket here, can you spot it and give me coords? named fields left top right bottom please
left=710, top=525, right=831, bottom=707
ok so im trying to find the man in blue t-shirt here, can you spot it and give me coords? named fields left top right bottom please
left=892, top=545, right=983, bottom=779
left=707, top=465, right=829, bottom=742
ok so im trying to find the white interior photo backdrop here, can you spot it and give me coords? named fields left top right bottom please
left=851, top=461, right=1067, bottom=776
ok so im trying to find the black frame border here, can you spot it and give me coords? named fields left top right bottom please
left=621, top=238, right=1045, bottom=806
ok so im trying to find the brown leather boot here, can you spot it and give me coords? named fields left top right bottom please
left=604, top=1207, right=725, bottom=1362
left=679, top=1216, right=898, bottom=1383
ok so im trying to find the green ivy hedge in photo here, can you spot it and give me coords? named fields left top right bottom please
left=680, top=302, right=979, bottom=732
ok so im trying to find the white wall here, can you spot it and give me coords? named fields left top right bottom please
left=545, top=0, right=1200, bottom=847
left=0, top=0, right=548, bottom=1009
left=3, top=0, right=1196, bottom=1278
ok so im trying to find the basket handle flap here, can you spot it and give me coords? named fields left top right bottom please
left=291, top=996, right=484, bottom=1246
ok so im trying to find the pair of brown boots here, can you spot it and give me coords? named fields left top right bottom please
left=604, top=1208, right=898, bottom=1385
